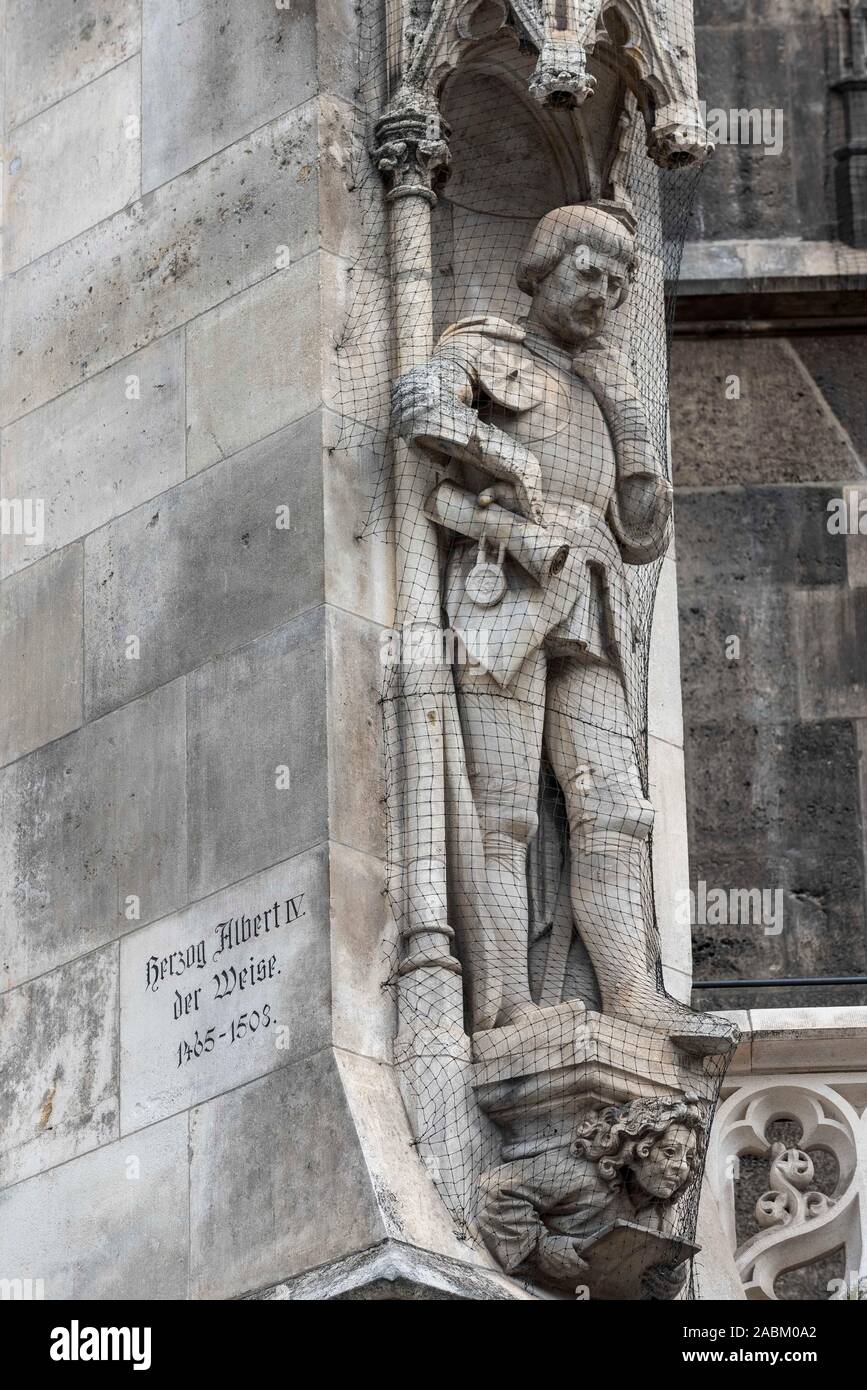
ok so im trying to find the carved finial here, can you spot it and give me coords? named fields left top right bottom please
left=647, top=102, right=715, bottom=169
left=528, top=0, right=598, bottom=107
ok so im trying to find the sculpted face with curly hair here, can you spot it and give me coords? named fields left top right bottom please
left=476, top=1093, right=706, bottom=1293
left=573, top=1095, right=705, bottom=1204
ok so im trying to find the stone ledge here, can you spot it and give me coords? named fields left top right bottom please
left=246, top=1239, right=540, bottom=1300
left=721, top=1006, right=867, bottom=1074
left=679, top=239, right=867, bottom=293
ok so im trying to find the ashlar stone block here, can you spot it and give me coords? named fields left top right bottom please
left=1, top=103, right=323, bottom=422
left=0, top=681, right=187, bottom=991
left=185, top=261, right=324, bottom=474
left=189, top=1048, right=471, bottom=1299
left=0, top=945, right=118, bottom=1190
left=0, top=545, right=82, bottom=768
left=0, top=1114, right=188, bottom=1299
left=1, top=333, right=184, bottom=579
left=4, top=0, right=141, bottom=130
left=186, top=610, right=328, bottom=900
left=142, top=0, right=356, bottom=190
left=85, top=412, right=324, bottom=719
left=3, top=58, right=140, bottom=273
left=120, top=847, right=330, bottom=1133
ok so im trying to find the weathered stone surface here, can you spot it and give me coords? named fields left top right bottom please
left=647, top=555, right=685, bottom=749
left=791, top=335, right=867, bottom=463
left=670, top=338, right=859, bottom=486
left=678, top=583, right=797, bottom=725
left=1, top=334, right=184, bottom=579
left=255, top=1240, right=530, bottom=1300
left=0, top=1113, right=188, bottom=1299
left=793, top=586, right=867, bottom=721
left=189, top=1051, right=382, bottom=1298
left=4, top=58, right=140, bottom=273
left=120, top=848, right=330, bottom=1132
left=674, top=486, right=846, bottom=588
left=686, top=718, right=866, bottom=988
left=843, top=484, right=867, bottom=590
left=690, top=23, right=832, bottom=245
left=85, top=413, right=324, bottom=719
left=329, top=843, right=394, bottom=1061
left=190, top=1046, right=471, bottom=1299
left=331, top=1048, right=484, bottom=1260
left=746, top=1005, right=867, bottom=1070
left=187, top=611, right=327, bottom=900
left=186, top=261, right=324, bottom=474
left=0, top=546, right=82, bottom=767
left=693, top=1185, right=747, bottom=1300
left=0, top=945, right=118, bottom=1190
left=322, top=414, right=395, bottom=628
left=648, top=733, right=692, bottom=981
left=142, top=0, right=357, bottom=190
left=663, top=963, right=692, bottom=1006
left=1, top=104, right=323, bottom=422
left=4, top=0, right=141, bottom=129
left=326, top=607, right=386, bottom=861
left=0, top=681, right=187, bottom=991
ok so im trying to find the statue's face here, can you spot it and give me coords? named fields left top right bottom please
left=631, top=1123, right=697, bottom=1201
left=530, top=240, right=629, bottom=345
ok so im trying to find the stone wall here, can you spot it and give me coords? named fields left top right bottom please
left=690, top=0, right=840, bottom=245
left=0, top=0, right=433, bottom=1300
left=672, top=0, right=867, bottom=1012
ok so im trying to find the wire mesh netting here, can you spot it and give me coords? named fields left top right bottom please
left=332, top=2, right=737, bottom=1299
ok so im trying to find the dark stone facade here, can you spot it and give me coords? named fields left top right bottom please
left=672, top=1, right=867, bottom=1014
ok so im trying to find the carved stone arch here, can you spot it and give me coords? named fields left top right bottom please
left=430, top=35, right=596, bottom=333
left=440, top=45, right=592, bottom=208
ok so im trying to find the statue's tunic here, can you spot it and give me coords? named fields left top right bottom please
left=410, top=316, right=672, bottom=697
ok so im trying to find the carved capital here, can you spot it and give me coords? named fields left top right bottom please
left=372, top=88, right=452, bottom=203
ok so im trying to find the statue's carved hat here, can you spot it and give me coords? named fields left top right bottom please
left=517, top=204, right=637, bottom=295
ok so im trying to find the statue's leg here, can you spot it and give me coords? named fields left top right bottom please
left=545, top=656, right=656, bottom=1012
left=545, top=657, right=737, bottom=1054
left=456, top=649, right=546, bottom=1025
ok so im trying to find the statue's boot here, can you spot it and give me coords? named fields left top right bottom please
left=570, top=832, right=739, bottom=1058
left=611, top=986, right=740, bottom=1058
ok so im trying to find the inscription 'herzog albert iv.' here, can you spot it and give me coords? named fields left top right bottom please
left=142, top=892, right=307, bottom=1069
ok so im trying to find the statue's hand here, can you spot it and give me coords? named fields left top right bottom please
left=474, top=425, right=545, bottom=524
left=390, top=364, right=545, bottom=524
left=640, top=1262, right=688, bottom=1301
left=533, top=1233, right=589, bottom=1289
left=477, top=482, right=520, bottom=512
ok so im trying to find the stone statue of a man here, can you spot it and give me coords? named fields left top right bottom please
left=392, top=204, right=734, bottom=1057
